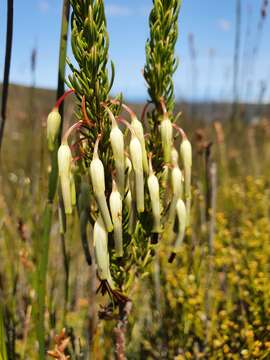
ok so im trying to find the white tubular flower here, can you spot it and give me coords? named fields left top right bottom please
left=125, top=189, right=136, bottom=235
left=171, top=147, right=179, bottom=167
left=47, top=109, right=61, bottom=151
left=109, top=181, right=123, bottom=257
left=147, top=156, right=161, bottom=233
left=160, top=116, right=173, bottom=164
left=125, top=156, right=132, bottom=192
left=171, top=165, right=183, bottom=198
left=93, top=215, right=110, bottom=281
left=174, top=199, right=187, bottom=252
left=130, top=115, right=149, bottom=174
left=58, top=143, right=72, bottom=214
left=161, top=164, right=169, bottom=190
left=125, top=157, right=137, bottom=233
left=167, top=161, right=183, bottom=225
left=106, top=107, right=125, bottom=197
left=130, top=135, right=144, bottom=213
left=180, top=135, right=192, bottom=225
left=90, top=136, right=113, bottom=232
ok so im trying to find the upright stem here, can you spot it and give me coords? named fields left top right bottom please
left=0, top=304, right=8, bottom=360
left=35, top=1, right=70, bottom=358
left=57, top=1, right=71, bottom=123
left=205, top=142, right=213, bottom=222
left=36, top=204, right=53, bottom=359
left=144, top=0, right=181, bottom=116
left=114, top=302, right=132, bottom=360
left=0, top=0, right=14, bottom=150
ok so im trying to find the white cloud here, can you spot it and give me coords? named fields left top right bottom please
left=217, top=19, right=231, bottom=32
left=106, top=4, right=132, bottom=17
left=38, top=1, right=50, bottom=13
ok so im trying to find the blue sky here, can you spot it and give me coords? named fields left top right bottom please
left=0, top=0, right=270, bottom=102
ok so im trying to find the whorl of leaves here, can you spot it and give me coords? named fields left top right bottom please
left=67, top=0, right=120, bottom=167
left=67, top=0, right=117, bottom=136
left=144, top=0, right=181, bottom=116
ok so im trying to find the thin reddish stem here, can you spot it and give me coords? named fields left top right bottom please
left=110, top=99, right=137, bottom=121
left=148, top=152, right=154, bottom=174
left=62, top=121, right=82, bottom=144
left=141, top=102, right=152, bottom=122
left=53, top=89, right=74, bottom=110
left=160, top=98, right=168, bottom=117
left=102, top=104, right=118, bottom=127
left=93, top=134, right=102, bottom=157
left=172, top=123, right=187, bottom=140
left=82, top=95, right=94, bottom=127
left=116, top=116, right=135, bottom=136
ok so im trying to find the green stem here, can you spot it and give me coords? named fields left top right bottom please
left=35, top=1, right=70, bottom=358
left=0, top=304, right=8, bottom=360
left=0, top=0, right=14, bottom=150
left=36, top=204, right=53, bottom=358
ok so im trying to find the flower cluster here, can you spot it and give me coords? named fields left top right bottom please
left=47, top=93, right=192, bottom=297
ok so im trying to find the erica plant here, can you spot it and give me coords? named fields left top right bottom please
left=45, top=0, right=191, bottom=357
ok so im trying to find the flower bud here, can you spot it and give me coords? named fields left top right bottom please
left=130, top=135, right=144, bottom=213
left=180, top=138, right=192, bottom=169
left=58, top=143, right=72, bottom=176
left=47, top=109, right=61, bottom=151
left=107, top=108, right=125, bottom=196
left=93, top=215, right=110, bottom=281
left=125, top=188, right=132, bottom=210
left=180, top=137, right=192, bottom=225
left=147, top=158, right=161, bottom=233
left=171, top=166, right=183, bottom=198
left=166, top=163, right=182, bottom=224
left=125, top=156, right=132, bottom=175
left=171, top=147, right=179, bottom=167
left=125, top=156, right=135, bottom=197
left=109, top=181, right=123, bottom=257
left=131, top=116, right=149, bottom=174
left=174, top=199, right=187, bottom=252
left=90, top=137, right=113, bottom=232
left=161, top=164, right=169, bottom=189
left=160, top=117, right=173, bottom=163
left=58, top=143, right=72, bottom=214
left=110, top=126, right=125, bottom=196
left=90, top=156, right=105, bottom=195
left=124, top=156, right=137, bottom=233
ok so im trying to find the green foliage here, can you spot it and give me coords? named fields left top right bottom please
left=1, top=0, right=270, bottom=359
left=0, top=306, right=7, bottom=360
left=144, top=0, right=181, bottom=115
left=34, top=1, right=71, bottom=358
left=68, top=0, right=116, bottom=128
left=127, top=177, right=270, bottom=359
left=65, top=0, right=186, bottom=307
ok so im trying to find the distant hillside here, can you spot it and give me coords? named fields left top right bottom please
left=1, top=83, right=269, bottom=124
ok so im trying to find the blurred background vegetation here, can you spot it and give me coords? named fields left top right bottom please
left=1, top=0, right=270, bottom=359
